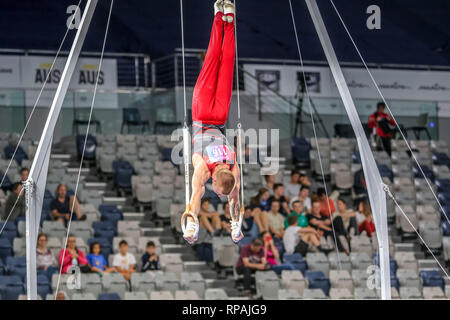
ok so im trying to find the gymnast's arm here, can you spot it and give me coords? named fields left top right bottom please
left=189, top=153, right=209, bottom=215
left=227, top=162, right=241, bottom=212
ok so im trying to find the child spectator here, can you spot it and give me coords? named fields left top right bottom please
left=87, top=242, right=114, bottom=274
left=113, top=240, right=136, bottom=281
left=141, top=241, right=160, bottom=271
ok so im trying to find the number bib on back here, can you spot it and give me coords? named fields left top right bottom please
left=206, top=144, right=234, bottom=164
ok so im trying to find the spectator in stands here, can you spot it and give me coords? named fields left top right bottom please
left=20, top=167, right=29, bottom=182
left=284, top=215, right=322, bottom=256
left=220, top=202, right=232, bottom=235
left=59, top=235, right=89, bottom=274
left=317, top=187, right=336, bottom=217
left=250, top=188, right=271, bottom=212
left=2, top=182, right=25, bottom=221
left=285, top=200, right=308, bottom=229
left=307, top=200, right=346, bottom=253
left=268, top=200, right=285, bottom=239
left=87, top=241, right=114, bottom=274
left=299, top=173, right=313, bottom=189
left=235, top=238, right=270, bottom=294
left=262, top=174, right=276, bottom=195
left=359, top=201, right=376, bottom=237
left=355, top=200, right=368, bottom=225
left=333, top=198, right=358, bottom=237
left=55, top=291, right=68, bottom=300
left=284, top=170, right=300, bottom=202
left=51, top=184, right=86, bottom=227
left=289, top=185, right=312, bottom=213
left=199, top=198, right=222, bottom=236
left=261, top=231, right=295, bottom=274
left=268, top=183, right=290, bottom=216
left=141, top=241, right=160, bottom=271
left=113, top=240, right=136, bottom=281
left=36, top=233, right=58, bottom=280
left=368, top=102, right=395, bottom=156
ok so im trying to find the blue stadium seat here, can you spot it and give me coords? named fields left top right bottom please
left=305, top=270, right=330, bottom=296
left=93, top=221, right=117, bottom=240
left=6, top=256, right=26, bottom=279
left=433, top=153, right=450, bottom=167
left=237, top=237, right=253, bottom=250
left=0, top=222, right=18, bottom=244
left=419, top=270, right=445, bottom=290
left=282, top=253, right=308, bottom=275
left=436, top=179, right=450, bottom=193
left=291, top=138, right=311, bottom=166
left=442, top=221, right=450, bottom=236
left=76, top=134, right=97, bottom=161
left=4, top=145, right=28, bottom=166
left=378, top=164, right=394, bottom=182
left=352, top=150, right=362, bottom=164
left=438, top=193, right=450, bottom=206
left=0, top=275, right=24, bottom=300
left=99, top=205, right=123, bottom=225
left=0, top=238, right=13, bottom=262
left=390, top=275, right=400, bottom=291
left=113, top=160, right=135, bottom=189
left=0, top=171, right=12, bottom=192
left=0, top=259, right=4, bottom=275
left=413, top=165, right=435, bottom=181
left=373, top=254, right=398, bottom=275
left=37, top=274, right=52, bottom=298
left=43, top=189, right=54, bottom=211
left=98, top=292, right=121, bottom=300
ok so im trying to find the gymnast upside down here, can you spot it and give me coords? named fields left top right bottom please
left=182, top=0, right=243, bottom=244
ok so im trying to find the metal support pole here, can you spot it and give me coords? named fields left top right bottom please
left=134, top=56, right=140, bottom=87
left=257, top=81, right=262, bottom=121
left=151, top=61, right=156, bottom=92
left=24, top=0, right=98, bottom=300
left=144, top=56, right=150, bottom=88
left=174, top=54, right=179, bottom=87
left=305, top=0, right=391, bottom=299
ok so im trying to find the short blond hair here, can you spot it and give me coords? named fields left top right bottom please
left=215, top=168, right=236, bottom=195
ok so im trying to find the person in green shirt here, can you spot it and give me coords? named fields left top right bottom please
left=285, top=200, right=308, bottom=229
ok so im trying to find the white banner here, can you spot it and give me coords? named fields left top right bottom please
left=20, top=56, right=117, bottom=90
left=0, top=56, right=21, bottom=88
left=243, top=64, right=450, bottom=102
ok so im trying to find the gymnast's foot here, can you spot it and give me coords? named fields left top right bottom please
left=214, top=0, right=224, bottom=16
left=223, top=0, right=235, bottom=23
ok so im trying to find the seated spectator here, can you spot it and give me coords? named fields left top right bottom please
left=285, top=200, right=308, bottom=229
left=141, top=241, right=160, bottom=271
left=268, top=183, right=290, bottom=216
left=59, top=235, right=89, bottom=274
left=36, top=233, right=58, bottom=280
left=199, top=198, right=222, bottom=236
left=268, top=200, right=284, bottom=239
left=51, top=184, right=86, bottom=227
left=262, top=174, right=276, bottom=195
left=299, top=173, right=313, bottom=189
left=2, top=182, right=25, bottom=221
left=20, top=167, right=29, bottom=182
left=355, top=200, right=368, bottom=225
left=87, top=241, right=115, bottom=274
left=317, top=187, right=336, bottom=217
left=250, top=188, right=271, bottom=212
left=333, top=198, right=358, bottom=237
left=307, top=200, right=347, bottom=254
left=235, top=238, right=270, bottom=294
left=245, top=206, right=268, bottom=236
left=289, top=185, right=312, bottom=213
left=284, top=170, right=300, bottom=202
left=112, top=240, right=136, bottom=281
left=284, top=215, right=321, bottom=256
left=359, top=202, right=376, bottom=237
left=220, top=202, right=233, bottom=235
left=55, top=291, right=68, bottom=300
left=261, top=231, right=295, bottom=274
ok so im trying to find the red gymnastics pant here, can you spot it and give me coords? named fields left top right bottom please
left=192, top=12, right=235, bottom=126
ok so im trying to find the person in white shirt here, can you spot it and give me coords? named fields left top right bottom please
left=283, top=215, right=321, bottom=255
left=284, top=170, right=300, bottom=202
left=113, top=240, right=136, bottom=281
left=289, top=185, right=312, bottom=213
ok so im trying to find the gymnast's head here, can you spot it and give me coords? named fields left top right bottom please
left=213, top=167, right=236, bottom=196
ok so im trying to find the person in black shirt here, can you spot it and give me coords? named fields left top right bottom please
left=50, top=184, right=86, bottom=226
left=141, top=241, right=160, bottom=271
left=268, top=184, right=290, bottom=217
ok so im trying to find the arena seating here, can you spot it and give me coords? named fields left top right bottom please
left=0, top=131, right=450, bottom=300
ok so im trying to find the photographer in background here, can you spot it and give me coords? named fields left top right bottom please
left=368, top=102, right=395, bottom=156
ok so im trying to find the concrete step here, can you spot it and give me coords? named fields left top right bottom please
left=183, top=261, right=210, bottom=272
left=67, top=167, right=90, bottom=174
left=162, top=244, right=192, bottom=254
left=123, top=212, right=144, bottom=221
left=51, top=154, right=71, bottom=160
left=143, top=227, right=165, bottom=237
left=84, top=182, right=107, bottom=189
left=102, top=196, right=127, bottom=206
left=394, top=243, right=415, bottom=252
